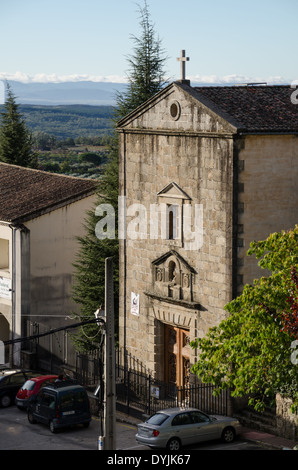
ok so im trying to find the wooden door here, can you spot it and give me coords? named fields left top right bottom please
left=165, top=325, right=190, bottom=388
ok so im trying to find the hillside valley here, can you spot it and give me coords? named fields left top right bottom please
left=17, top=104, right=114, bottom=140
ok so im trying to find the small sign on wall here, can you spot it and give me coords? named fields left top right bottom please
left=131, top=292, right=139, bottom=316
left=0, top=277, right=11, bottom=300
left=151, top=385, right=160, bottom=399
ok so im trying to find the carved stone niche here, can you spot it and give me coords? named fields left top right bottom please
left=152, top=250, right=196, bottom=302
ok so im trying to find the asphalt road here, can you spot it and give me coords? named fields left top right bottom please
left=0, top=405, right=272, bottom=451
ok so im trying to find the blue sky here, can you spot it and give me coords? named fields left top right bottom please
left=0, top=0, right=297, bottom=84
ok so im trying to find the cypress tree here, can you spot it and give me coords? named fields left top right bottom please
left=0, top=82, right=37, bottom=167
left=71, top=141, right=119, bottom=352
left=115, top=0, right=168, bottom=119
left=71, top=1, right=167, bottom=351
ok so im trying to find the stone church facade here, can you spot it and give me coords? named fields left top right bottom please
left=117, top=81, right=298, bottom=388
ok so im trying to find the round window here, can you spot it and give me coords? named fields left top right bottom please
left=169, top=101, right=181, bottom=120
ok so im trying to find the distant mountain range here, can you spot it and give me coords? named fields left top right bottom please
left=6, top=79, right=242, bottom=106
left=7, top=81, right=128, bottom=105
left=5, top=79, right=289, bottom=106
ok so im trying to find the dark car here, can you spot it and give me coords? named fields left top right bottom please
left=27, top=381, right=91, bottom=433
left=15, top=375, right=58, bottom=409
left=0, top=369, right=40, bottom=407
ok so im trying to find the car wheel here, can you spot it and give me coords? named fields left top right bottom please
left=221, top=427, right=235, bottom=443
left=28, top=411, right=36, bottom=424
left=0, top=394, right=11, bottom=407
left=49, top=421, right=56, bottom=433
left=166, top=437, right=181, bottom=451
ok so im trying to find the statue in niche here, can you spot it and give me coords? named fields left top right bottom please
left=182, top=273, right=190, bottom=288
left=156, top=268, right=163, bottom=282
left=168, top=261, right=177, bottom=286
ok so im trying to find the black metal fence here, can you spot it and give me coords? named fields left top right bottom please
left=75, top=349, right=103, bottom=387
left=22, top=323, right=228, bottom=419
left=115, top=366, right=228, bottom=418
left=73, top=348, right=228, bottom=419
left=114, top=348, right=228, bottom=419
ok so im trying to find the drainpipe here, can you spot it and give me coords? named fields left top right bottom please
left=9, top=224, right=16, bottom=367
left=8, top=223, right=29, bottom=367
left=123, top=132, right=127, bottom=373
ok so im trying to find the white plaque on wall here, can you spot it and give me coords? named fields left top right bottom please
left=131, top=292, right=139, bottom=316
left=0, top=277, right=11, bottom=300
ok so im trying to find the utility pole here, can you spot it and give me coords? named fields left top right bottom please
left=0, top=340, right=4, bottom=365
left=98, top=257, right=116, bottom=450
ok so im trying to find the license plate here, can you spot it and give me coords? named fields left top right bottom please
left=62, top=410, right=75, bottom=416
left=139, top=426, right=150, bottom=437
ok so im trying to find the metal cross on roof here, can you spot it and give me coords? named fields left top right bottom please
left=177, top=50, right=190, bottom=81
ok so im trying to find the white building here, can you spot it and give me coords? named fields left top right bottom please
left=0, top=163, right=97, bottom=367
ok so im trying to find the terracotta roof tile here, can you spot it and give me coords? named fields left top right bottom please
left=193, top=85, right=298, bottom=132
left=0, top=163, right=97, bottom=223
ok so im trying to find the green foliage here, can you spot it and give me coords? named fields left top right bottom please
left=71, top=142, right=119, bottom=352
left=19, top=104, right=114, bottom=140
left=78, top=152, right=103, bottom=165
left=191, top=226, right=298, bottom=411
left=35, top=145, right=108, bottom=179
left=0, top=83, right=37, bottom=167
left=114, top=0, right=167, bottom=120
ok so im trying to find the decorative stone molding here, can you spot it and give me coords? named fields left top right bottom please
left=151, top=250, right=196, bottom=303
left=151, top=303, right=194, bottom=328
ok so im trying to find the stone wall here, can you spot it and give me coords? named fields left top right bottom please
left=236, top=134, right=298, bottom=289
left=276, top=394, right=298, bottom=441
left=118, top=129, right=235, bottom=377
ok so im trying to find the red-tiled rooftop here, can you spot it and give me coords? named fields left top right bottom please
left=193, top=85, right=298, bottom=133
left=0, top=163, right=97, bottom=223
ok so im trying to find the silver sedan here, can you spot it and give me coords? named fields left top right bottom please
left=136, top=407, right=241, bottom=450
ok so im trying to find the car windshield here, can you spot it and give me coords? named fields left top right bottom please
left=21, top=380, right=36, bottom=391
left=146, top=413, right=170, bottom=426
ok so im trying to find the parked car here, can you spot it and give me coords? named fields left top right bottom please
left=15, top=375, right=58, bottom=409
left=0, top=369, right=40, bottom=407
left=27, top=381, right=91, bottom=433
left=136, top=407, right=241, bottom=450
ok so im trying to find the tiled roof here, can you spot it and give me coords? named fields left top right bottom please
left=193, top=85, right=298, bottom=132
left=0, top=163, right=97, bottom=223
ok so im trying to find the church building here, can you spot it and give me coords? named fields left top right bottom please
left=117, top=59, right=298, bottom=389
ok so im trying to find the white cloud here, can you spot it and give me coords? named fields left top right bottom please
left=0, top=72, right=128, bottom=84
left=0, top=71, right=291, bottom=85
left=190, top=74, right=290, bottom=85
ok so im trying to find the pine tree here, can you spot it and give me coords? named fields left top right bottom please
left=71, top=1, right=167, bottom=351
left=0, top=82, right=37, bottom=167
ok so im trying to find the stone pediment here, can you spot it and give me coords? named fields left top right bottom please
left=152, top=250, right=196, bottom=272
left=157, top=182, right=192, bottom=200
left=151, top=250, right=196, bottom=303
left=116, top=82, right=238, bottom=135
